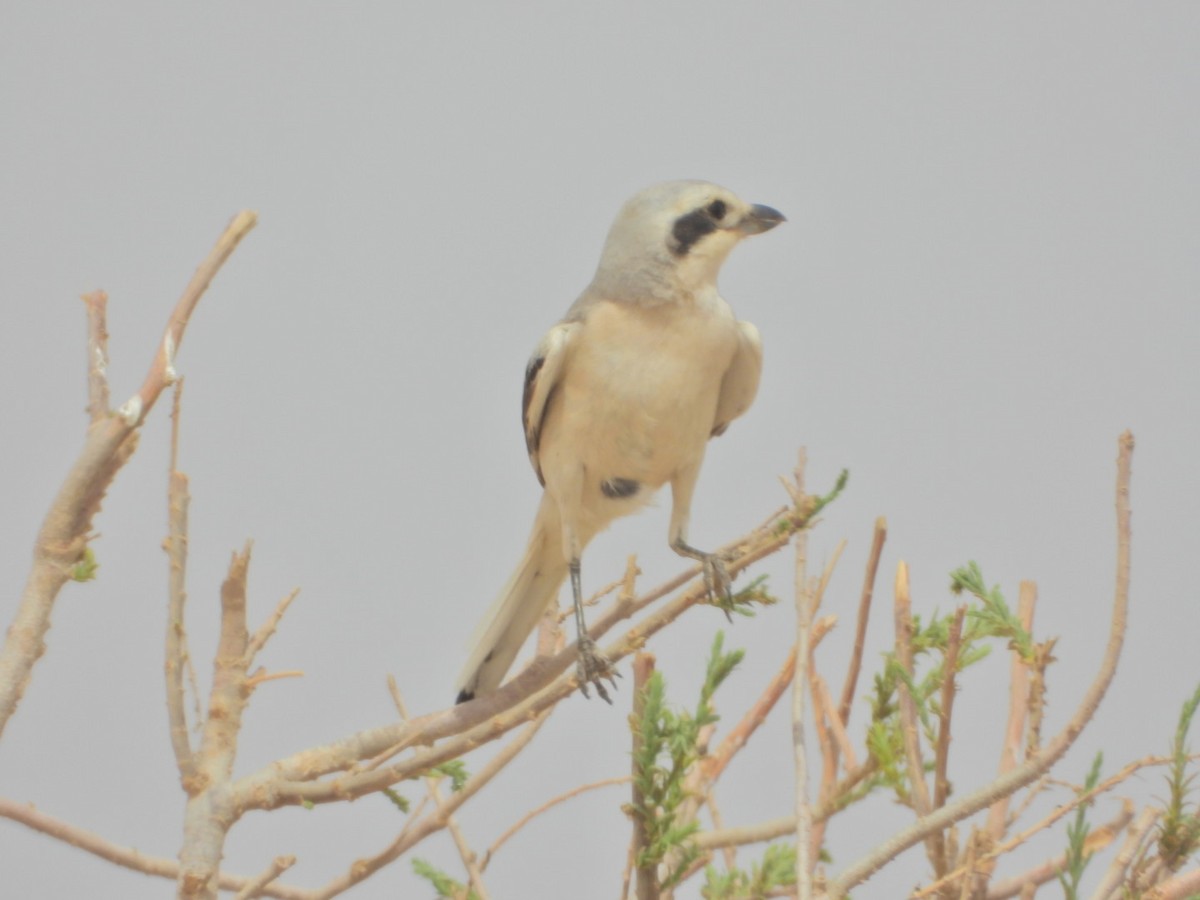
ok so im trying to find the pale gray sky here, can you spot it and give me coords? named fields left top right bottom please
left=1, top=4, right=1197, bottom=898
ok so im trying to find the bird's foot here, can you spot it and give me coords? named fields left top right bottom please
left=576, top=636, right=620, bottom=703
left=674, top=539, right=738, bottom=619
left=700, top=552, right=737, bottom=619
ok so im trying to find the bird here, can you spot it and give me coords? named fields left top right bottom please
left=455, top=180, right=784, bottom=704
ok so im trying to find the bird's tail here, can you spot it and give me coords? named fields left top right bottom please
left=455, top=493, right=567, bottom=703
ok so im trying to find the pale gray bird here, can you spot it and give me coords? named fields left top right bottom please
left=455, top=180, right=784, bottom=704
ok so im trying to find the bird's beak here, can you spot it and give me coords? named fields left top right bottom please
left=738, top=204, right=786, bottom=236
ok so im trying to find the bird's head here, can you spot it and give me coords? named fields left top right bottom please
left=591, top=180, right=785, bottom=300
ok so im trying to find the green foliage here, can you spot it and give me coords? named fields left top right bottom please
left=949, top=561, right=1034, bottom=661
left=70, top=546, right=99, bottom=582
left=866, top=563, right=1036, bottom=805
left=433, top=759, right=469, bottom=793
left=412, top=858, right=478, bottom=899
left=702, top=843, right=796, bottom=899
left=773, top=468, right=850, bottom=536
left=712, top=574, right=777, bottom=619
left=379, top=760, right=469, bottom=816
left=1158, top=681, right=1200, bottom=871
left=809, top=468, right=849, bottom=520
left=1058, top=752, right=1104, bottom=899
left=631, top=632, right=743, bottom=889
left=381, top=787, right=410, bottom=814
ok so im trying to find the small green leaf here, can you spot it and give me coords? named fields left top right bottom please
left=70, top=547, right=99, bottom=582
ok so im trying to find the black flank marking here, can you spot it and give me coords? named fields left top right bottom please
left=601, top=477, right=641, bottom=499
left=522, top=356, right=545, bottom=428
left=671, top=209, right=718, bottom=257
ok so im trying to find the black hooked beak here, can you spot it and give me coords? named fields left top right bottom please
left=738, top=203, right=786, bottom=236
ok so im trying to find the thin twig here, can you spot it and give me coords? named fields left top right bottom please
left=983, top=801, right=1133, bottom=899
left=791, top=450, right=813, bottom=900
left=838, top=516, right=886, bottom=728
left=307, top=701, right=553, bottom=900
left=930, top=605, right=965, bottom=880
left=911, top=752, right=1170, bottom=899
left=246, top=588, right=301, bottom=665
left=233, top=856, right=297, bottom=900
left=706, top=791, right=737, bottom=871
left=815, top=673, right=857, bottom=774
left=166, top=379, right=197, bottom=786
left=390, top=681, right=490, bottom=900
left=809, top=671, right=838, bottom=863
left=985, top=582, right=1036, bottom=843
left=485, top=776, right=630, bottom=869
left=1081, top=804, right=1158, bottom=900
left=82, top=290, right=111, bottom=422
left=832, top=432, right=1136, bottom=899
left=893, top=560, right=940, bottom=874
left=0, top=797, right=307, bottom=899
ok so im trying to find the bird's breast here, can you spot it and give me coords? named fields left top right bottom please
left=543, top=297, right=739, bottom=489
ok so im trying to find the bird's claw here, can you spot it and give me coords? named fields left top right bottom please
left=700, top=552, right=736, bottom=620
left=576, top=636, right=621, bottom=703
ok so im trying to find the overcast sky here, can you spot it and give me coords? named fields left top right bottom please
left=1, top=4, right=1197, bottom=898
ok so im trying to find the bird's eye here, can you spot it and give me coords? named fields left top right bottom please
left=706, top=199, right=727, bottom=220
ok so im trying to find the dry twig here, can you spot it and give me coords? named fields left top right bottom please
left=829, top=432, right=1135, bottom=899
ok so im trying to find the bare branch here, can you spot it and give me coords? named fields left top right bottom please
left=791, top=450, right=814, bottom=900
left=485, top=777, right=630, bottom=869
left=913, top=754, right=1172, bottom=899
left=179, top=544, right=254, bottom=898
left=894, top=560, right=941, bottom=875
left=931, top=604, right=966, bottom=880
left=831, top=432, right=1135, bottom=899
left=1143, top=866, right=1200, bottom=900
left=1089, top=805, right=1160, bottom=900
left=983, top=801, right=1133, bottom=899
left=0, top=210, right=256, bottom=742
left=82, top=289, right=111, bottom=422
left=838, top=516, right=886, bottom=727
left=984, top=582, right=1037, bottom=843
left=389, top=682, right=490, bottom=900
left=124, top=210, right=258, bottom=427
left=166, top=380, right=197, bottom=784
left=0, top=797, right=307, bottom=899
left=246, top=588, right=301, bottom=665
left=233, top=856, right=297, bottom=900
left=230, top=497, right=818, bottom=810
left=307, top=701, right=553, bottom=900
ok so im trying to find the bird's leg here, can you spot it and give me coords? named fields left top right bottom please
left=569, top=558, right=619, bottom=702
left=669, top=466, right=736, bottom=615
left=671, top=538, right=735, bottom=615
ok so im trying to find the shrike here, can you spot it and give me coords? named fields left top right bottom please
left=455, top=180, right=784, bottom=704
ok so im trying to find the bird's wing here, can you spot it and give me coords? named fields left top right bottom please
left=711, top=321, right=763, bottom=437
left=522, top=321, right=578, bottom=485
